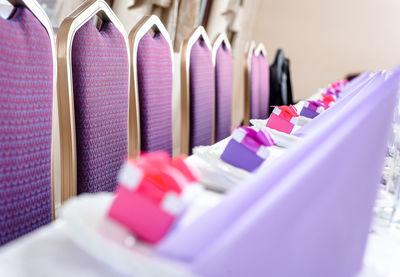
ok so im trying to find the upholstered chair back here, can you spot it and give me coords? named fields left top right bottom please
left=0, top=0, right=56, bottom=245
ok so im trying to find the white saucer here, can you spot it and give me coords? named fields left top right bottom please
left=60, top=193, right=195, bottom=277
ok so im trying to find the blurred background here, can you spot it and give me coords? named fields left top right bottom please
left=1, top=0, right=400, bottom=125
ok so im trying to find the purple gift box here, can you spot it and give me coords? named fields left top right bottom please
left=300, top=100, right=325, bottom=119
left=220, top=127, right=276, bottom=172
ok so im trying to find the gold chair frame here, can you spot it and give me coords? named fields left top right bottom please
left=6, top=0, right=57, bottom=219
left=180, top=26, right=213, bottom=155
left=128, top=15, right=174, bottom=157
left=56, top=0, right=131, bottom=203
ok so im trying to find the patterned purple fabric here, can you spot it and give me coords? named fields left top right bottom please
left=250, top=53, right=260, bottom=120
left=250, top=54, right=270, bottom=120
left=189, top=40, right=215, bottom=153
left=214, top=44, right=233, bottom=142
left=0, top=7, right=53, bottom=245
left=258, top=54, right=270, bottom=119
left=72, top=20, right=129, bottom=194
left=137, top=33, right=173, bottom=155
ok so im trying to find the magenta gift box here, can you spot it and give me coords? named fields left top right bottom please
left=220, top=127, right=275, bottom=172
left=266, top=105, right=299, bottom=134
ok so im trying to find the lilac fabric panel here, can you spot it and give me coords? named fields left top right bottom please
left=0, top=7, right=53, bottom=245
left=189, top=40, right=215, bottom=152
left=214, top=45, right=233, bottom=142
left=72, top=21, right=129, bottom=194
left=294, top=71, right=383, bottom=137
left=249, top=54, right=260, bottom=119
left=158, top=67, right=400, bottom=273
left=137, top=33, right=173, bottom=155
left=192, top=69, right=400, bottom=277
left=258, top=54, right=270, bottom=119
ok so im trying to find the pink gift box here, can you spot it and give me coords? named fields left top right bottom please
left=108, top=186, right=177, bottom=244
left=266, top=105, right=299, bottom=134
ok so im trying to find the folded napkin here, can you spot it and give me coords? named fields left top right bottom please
left=220, top=127, right=276, bottom=172
left=108, top=152, right=200, bottom=244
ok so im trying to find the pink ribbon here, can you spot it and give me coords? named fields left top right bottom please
left=238, top=127, right=276, bottom=153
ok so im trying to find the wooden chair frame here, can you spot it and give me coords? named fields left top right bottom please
left=128, top=15, right=174, bottom=157
left=56, top=0, right=131, bottom=203
left=6, top=0, right=57, bottom=219
left=180, top=26, right=213, bottom=155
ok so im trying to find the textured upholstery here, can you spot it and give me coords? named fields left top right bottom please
left=214, top=44, right=233, bottom=142
left=250, top=54, right=270, bottom=120
left=189, top=40, right=215, bottom=153
left=0, top=7, right=53, bottom=245
left=250, top=53, right=261, bottom=119
left=72, top=20, right=129, bottom=194
left=137, top=32, right=173, bottom=155
left=258, top=54, right=270, bottom=119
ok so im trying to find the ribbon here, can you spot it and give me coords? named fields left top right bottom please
left=272, top=105, right=299, bottom=121
left=236, top=127, right=276, bottom=153
left=306, top=100, right=324, bottom=111
left=318, top=93, right=335, bottom=108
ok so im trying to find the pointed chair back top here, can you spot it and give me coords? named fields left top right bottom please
left=0, top=0, right=56, bottom=245
left=57, top=0, right=131, bottom=203
left=212, top=33, right=233, bottom=142
left=256, top=43, right=270, bottom=119
left=180, top=26, right=215, bottom=155
left=129, top=15, right=174, bottom=156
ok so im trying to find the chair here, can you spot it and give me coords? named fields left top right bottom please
left=256, top=43, right=270, bottom=119
left=180, top=26, right=215, bottom=155
left=129, top=15, right=174, bottom=156
left=0, top=0, right=56, bottom=245
left=57, top=0, right=132, bottom=203
left=212, top=33, right=233, bottom=142
left=244, top=42, right=269, bottom=125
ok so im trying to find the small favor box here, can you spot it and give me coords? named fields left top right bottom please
left=220, top=127, right=276, bottom=172
left=300, top=100, right=325, bottom=119
left=108, top=152, right=200, bottom=244
left=266, top=105, right=299, bottom=134
left=318, top=93, right=336, bottom=108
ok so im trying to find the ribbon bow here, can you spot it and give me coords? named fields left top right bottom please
left=237, top=127, right=276, bottom=153
left=273, top=105, right=299, bottom=121
left=307, top=100, right=324, bottom=110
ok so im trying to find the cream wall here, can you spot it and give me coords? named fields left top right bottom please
left=252, top=0, right=400, bottom=101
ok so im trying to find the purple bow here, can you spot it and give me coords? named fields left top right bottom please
left=307, top=100, right=325, bottom=110
left=238, top=127, right=276, bottom=153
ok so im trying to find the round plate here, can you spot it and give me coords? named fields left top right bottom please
left=60, top=192, right=194, bottom=277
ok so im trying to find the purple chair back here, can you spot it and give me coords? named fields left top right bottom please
left=250, top=53, right=261, bottom=120
left=158, top=67, right=400, bottom=276
left=246, top=43, right=270, bottom=123
left=0, top=5, right=54, bottom=245
left=258, top=51, right=270, bottom=119
left=136, top=31, right=173, bottom=155
left=180, top=26, right=214, bottom=155
left=71, top=20, right=129, bottom=194
left=213, top=35, right=233, bottom=142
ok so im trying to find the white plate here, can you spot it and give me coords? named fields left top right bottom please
left=250, top=119, right=301, bottom=148
left=60, top=193, right=195, bottom=277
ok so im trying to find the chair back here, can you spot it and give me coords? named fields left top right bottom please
left=244, top=42, right=269, bottom=124
left=57, top=0, right=131, bottom=202
left=180, top=26, right=215, bottom=155
left=129, top=15, right=174, bottom=155
left=212, top=33, right=233, bottom=142
left=0, top=0, right=56, bottom=245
